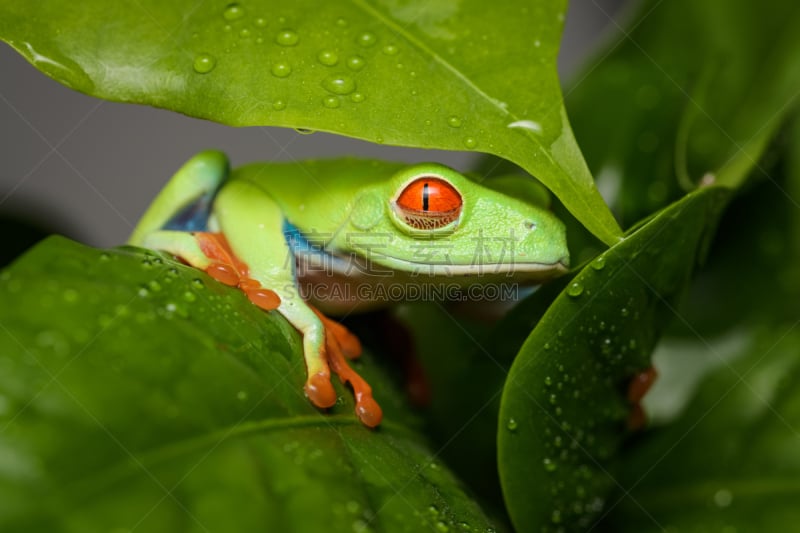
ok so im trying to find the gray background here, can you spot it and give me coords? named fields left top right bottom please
left=0, top=0, right=629, bottom=247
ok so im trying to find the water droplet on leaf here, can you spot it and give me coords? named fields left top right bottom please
left=271, top=62, right=292, bottom=77
left=323, top=96, right=341, bottom=108
left=346, top=55, right=365, bottom=71
left=567, top=281, right=584, bottom=297
left=223, top=3, right=245, bottom=21
left=318, top=50, right=339, bottom=66
left=322, top=74, right=356, bottom=95
left=276, top=29, right=299, bottom=46
left=356, top=32, right=376, bottom=47
left=193, top=53, right=216, bottom=74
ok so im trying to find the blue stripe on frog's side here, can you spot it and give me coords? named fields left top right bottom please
left=283, top=220, right=353, bottom=276
left=282, top=220, right=317, bottom=255
left=163, top=193, right=213, bottom=232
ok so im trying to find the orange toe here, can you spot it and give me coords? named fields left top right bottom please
left=305, top=372, right=337, bottom=408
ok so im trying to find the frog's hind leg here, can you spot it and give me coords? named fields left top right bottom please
left=129, top=151, right=229, bottom=245
left=213, top=179, right=383, bottom=427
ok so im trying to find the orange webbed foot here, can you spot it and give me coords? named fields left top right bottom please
left=627, top=366, right=658, bottom=430
left=312, top=308, right=382, bottom=428
left=195, top=232, right=281, bottom=311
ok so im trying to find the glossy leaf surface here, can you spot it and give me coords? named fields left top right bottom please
left=0, top=237, right=497, bottom=532
left=498, top=184, right=731, bottom=532
left=0, top=0, right=621, bottom=245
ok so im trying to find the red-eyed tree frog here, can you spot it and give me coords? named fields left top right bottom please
left=129, top=151, right=569, bottom=428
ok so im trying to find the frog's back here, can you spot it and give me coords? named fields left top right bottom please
left=231, top=158, right=407, bottom=231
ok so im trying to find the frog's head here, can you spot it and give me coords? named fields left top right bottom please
left=339, top=163, right=569, bottom=282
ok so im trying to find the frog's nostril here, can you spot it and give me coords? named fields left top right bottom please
left=524, top=220, right=537, bottom=231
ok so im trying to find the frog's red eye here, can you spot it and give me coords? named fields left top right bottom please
left=393, top=176, right=463, bottom=230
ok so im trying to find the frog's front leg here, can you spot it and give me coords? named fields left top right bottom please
left=213, top=179, right=383, bottom=427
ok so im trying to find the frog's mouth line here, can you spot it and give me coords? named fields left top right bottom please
left=375, top=254, right=570, bottom=277
left=294, top=247, right=569, bottom=280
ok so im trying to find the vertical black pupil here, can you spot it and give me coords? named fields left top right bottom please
left=422, top=182, right=429, bottom=211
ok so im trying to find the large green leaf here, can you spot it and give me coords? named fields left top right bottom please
left=603, top=324, right=800, bottom=531
left=567, top=0, right=800, bottom=225
left=0, top=237, right=498, bottom=532
left=497, top=184, right=732, bottom=532
left=598, top=109, right=800, bottom=532
left=0, top=0, right=622, bottom=245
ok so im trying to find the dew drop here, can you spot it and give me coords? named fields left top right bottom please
left=382, top=44, right=399, bottom=55
left=322, top=74, right=356, bottom=95
left=223, top=3, right=245, bottom=21
left=346, top=55, right=365, bottom=71
left=356, top=31, right=377, bottom=47
left=276, top=29, right=299, bottom=46
left=543, top=457, right=557, bottom=472
left=317, top=50, right=339, bottom=66
left=271, top=62, right=292, bottom=77
left=463, top=137, right=477, bottom=148
left=544, top=376, right=552, bottom=387
left=183, top=291, right=196, bottom=302
left=714, top=489, right=733, bottom=508
left=567, top=281, right=584, bottom=298
left=193, top=53, right=216, bottom=74
left=350, top=92, right=365, bottom=103
left=436, top=522, right=449, bottom=532
left=240, top=28, right=251, bottom=38
left=272, top=99, right=287, bottom=110
left=323, top=96, right=341, bottom=108
left=223, top=24, right=232, bottom=32
left=191, top=278, right=205, bottom=289
left=337, top=17, right=348, bottom=27
left=295, top=128, right=315, bottom=135
left=255, top=17, right=267, bottom=27
left=506, top=418, right=518, bottom=431
left=237, top=390, right=248, bottom=401
left=447, top=116, right=462, bottom=128
left=62, top=288, right=79, bottom=303
left=591, top=255, right=606, bottom=270
left=534, top=39, right=541, bottom=47
left=620, top=307, right=630, bottom=317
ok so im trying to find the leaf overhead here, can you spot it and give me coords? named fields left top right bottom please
left=0, top=0, right=622, bottom=245
left=0, top=237, right=498, bottom=532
